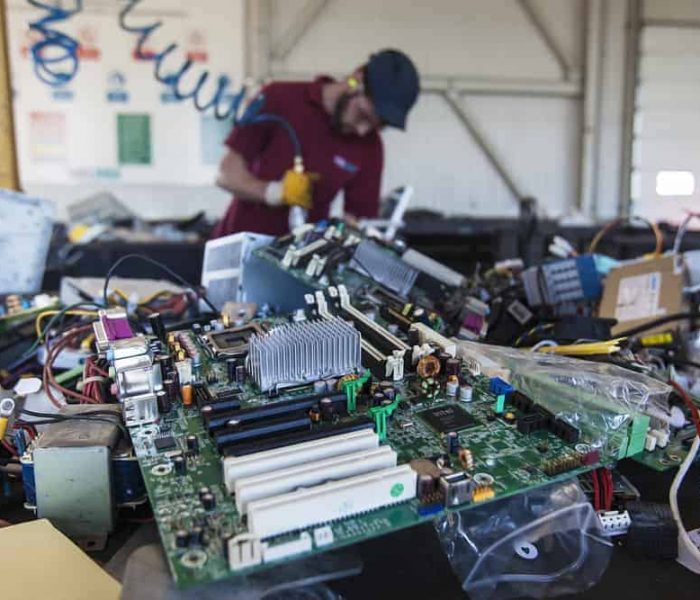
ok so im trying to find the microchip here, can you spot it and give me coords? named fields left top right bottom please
left=418, top=404, right=476, bottom=433
left=154, top=435, right=177, bottom=451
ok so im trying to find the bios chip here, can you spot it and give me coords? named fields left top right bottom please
left=154, top=435, right=177, bottom=451
left=419, top=404, right=476, bottom=433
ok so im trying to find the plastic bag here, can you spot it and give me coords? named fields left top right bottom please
left=435, top=479, right=612, bottom=600
left=455, top=340, right=673, bottom=457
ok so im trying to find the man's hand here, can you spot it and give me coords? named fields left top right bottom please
left=265, top=170, right=319, bottom=210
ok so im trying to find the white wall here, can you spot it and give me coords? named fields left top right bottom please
left=630, top=0, right=700, bottom=225
left=7, top=0, right=245, bottom=221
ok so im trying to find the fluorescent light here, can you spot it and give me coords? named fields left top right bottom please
left=656, top=171, right=695, bottom=197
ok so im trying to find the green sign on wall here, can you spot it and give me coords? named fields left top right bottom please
left=117, top=113, right=152, bottom=165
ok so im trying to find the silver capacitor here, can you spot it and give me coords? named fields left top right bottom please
left=459, top=384, right=473, bottom=402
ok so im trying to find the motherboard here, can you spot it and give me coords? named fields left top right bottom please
left=93, top=281, right=619, bottom=588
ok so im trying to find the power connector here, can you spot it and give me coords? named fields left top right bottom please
left=597, top=510, right=631, bottom=536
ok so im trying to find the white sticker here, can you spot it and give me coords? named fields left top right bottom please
left=615, top=272, right=664, bottom=322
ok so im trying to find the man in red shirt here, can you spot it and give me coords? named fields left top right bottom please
left=212, top=49, right=420, bottom=238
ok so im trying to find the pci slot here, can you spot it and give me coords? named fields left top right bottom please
left=282, top=239, right=329, bottom=268
left=214, top=413, right=310, bottom=451
left=203, top=393, right=347, bottom=432
left=222, top=428, right=379, bottom=488
left=247, top=465, right=417, bottom=539
left=234, top=446, right=397, bottom=513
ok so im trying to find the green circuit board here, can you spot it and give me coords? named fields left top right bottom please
left=127, top=328, right=612, bottom=589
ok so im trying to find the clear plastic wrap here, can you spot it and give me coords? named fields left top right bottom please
left=435, top=479, right=613, bottom=600
left=455, top=340, right=673, bottom=457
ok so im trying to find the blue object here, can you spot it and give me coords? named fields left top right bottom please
left=418, top=503, right=443, bottom=517
left=575, top=254, right=603, bottom=300
left=366, top=49, right=420, bottom=130
left=489, top=377, right=513, bottom=397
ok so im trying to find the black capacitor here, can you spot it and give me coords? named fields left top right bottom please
left=175, top=529, right=189, bottom=548
left=372, top=392, right=385, bottom=407
left=149, top=313, right=167, bottom=343
left=438, top=352, right=451, bottom=375
left=155, top=355, right=173, bottom=381
left=172, top=455, right=187, bottom=476
left=201, top=492, right=216, bottom=511
left=226, top=359, right=238, bottom=383
left=319, top=397, right=334, bottom=421
left=186, top=434, right=199, bottom=455
left=198, top=486, right=211, bottom=501
left=189, top=527, right=204, bottom=546
left=193, top=323, right=202, bottom=334
left=445, top=358, right=461, bottom=378
left=407, top=328, right=420, bottom=346
left=383, top=387, right=396, bottom=401
left=156, top=390, right=171, bottom=414
left=446, top=431, right=460, bottom=454
left=149, top=340, right=163, bottom=355
left=418, top=474, right=436, bottom=498
left=235, top=365, right=247, bottom=385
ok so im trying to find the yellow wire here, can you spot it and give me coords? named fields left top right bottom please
left=34, top=310, right=98, bottom=339
left=111, top=287, right=175, bottom=306
left=536, top=338, right=627, bottom=356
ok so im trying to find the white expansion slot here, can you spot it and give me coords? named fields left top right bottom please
left=332, top=285, right=410, bottom=353
left=247, top=465, right=417, bottom=539
left=410, top=322, right=456, bottom=358
left=222, top=429, right=379, bottom=492
left=235, top=446, right=397, bottom=513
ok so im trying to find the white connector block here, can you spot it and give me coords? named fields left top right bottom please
left=261, top=532, right=313, bottom=563
left=235, top=446, right=397, bottom=514
left=597, top=510, right=631, bottom=536
left=228, top=534, right=262, bottom=571
left=222, top=429, right=379, bottom=493
left=247, top=465, right=417, bottom=539
left=409, top=323, right=456, bottom=357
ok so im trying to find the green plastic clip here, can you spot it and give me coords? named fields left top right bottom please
left=368, top=394, right=400, bottom=441
left=341, top=369, right=371, bottom=413
left=495, top=394, right=506, bottom=414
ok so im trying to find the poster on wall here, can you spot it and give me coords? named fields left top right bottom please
left=117, top=114, right=152, bottom=165
left=200, top=114, right=232, bottom=165
left=29, top=111, right=67, bottom=162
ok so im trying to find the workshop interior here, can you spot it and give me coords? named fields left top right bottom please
left=2, top=1, right=700, bottom=599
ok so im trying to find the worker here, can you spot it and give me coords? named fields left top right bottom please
left=212, top=49, right=420, bottom=237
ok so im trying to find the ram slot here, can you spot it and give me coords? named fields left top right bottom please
left=222, top=428, right=379, bottom=489
left=247, top=465, right=417, bottom=539
left=331, top=285, right=409, bottom=356
left=234, top=446, right=397, bottom=513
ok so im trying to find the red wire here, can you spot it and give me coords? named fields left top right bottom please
left=2, top=440, right=17, bottom=456
left=669, top=380, right=700, bottom=438
left=591, top=471, right=600, bottom=511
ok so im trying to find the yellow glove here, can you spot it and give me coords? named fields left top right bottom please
left=265, top=169, right=319, bottom=210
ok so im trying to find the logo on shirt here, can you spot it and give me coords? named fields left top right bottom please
left=334, top=155, right=358, bottom=174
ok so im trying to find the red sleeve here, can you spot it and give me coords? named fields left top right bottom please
left=224, top=84, right=282, bottom=162
left=344, top=136, right=383, bottom=218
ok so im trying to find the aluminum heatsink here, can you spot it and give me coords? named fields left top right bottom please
left=246, top=318, right=361, bottom=391
left=350, top=240, right=418, bottom=297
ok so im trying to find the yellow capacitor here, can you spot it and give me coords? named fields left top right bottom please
left=181, top=384, right=193, bottom=407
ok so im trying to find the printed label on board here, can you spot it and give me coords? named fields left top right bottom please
left=615, top=271, right=664, bottom=322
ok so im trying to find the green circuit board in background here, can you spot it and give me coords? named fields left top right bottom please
left=127, top=329, right=613, bottom=589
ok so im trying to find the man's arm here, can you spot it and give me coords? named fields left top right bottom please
left=216, top=149, right=268, bottom=203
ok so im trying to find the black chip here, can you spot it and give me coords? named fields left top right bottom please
left=418, top=404, right=476, bottom=433
left=154, top=435, right=177, bottom=451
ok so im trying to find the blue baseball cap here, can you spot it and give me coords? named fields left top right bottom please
left=365, top=49, right=420, bottom=130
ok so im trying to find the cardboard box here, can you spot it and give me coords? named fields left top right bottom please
left=599, top=255, right=685, bottom=336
